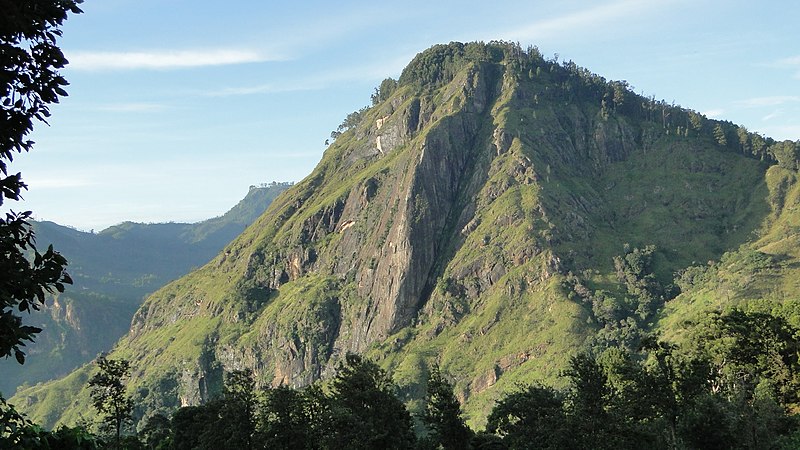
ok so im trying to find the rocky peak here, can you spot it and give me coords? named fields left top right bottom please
left=19, top=41, right=797, bottom=430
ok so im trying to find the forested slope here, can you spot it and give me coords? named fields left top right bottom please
left=14, top=42, right=799, bottom=435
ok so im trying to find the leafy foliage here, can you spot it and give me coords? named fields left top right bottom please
left=481, top=317, right=800, bottom=449
left=420, top=366, right=472, bottom=449
left=0, top=395, right=101, bottom=450
left=0, top=219, right=71, bottom=363
left=567, top=245, right=675, bottom=351
left=88, top=357, right=134, bottom=447
left=257, top=385, right=317, bottom=449
left=371, top=78, right=398, bottom=105
left=210, top=369, right=259, bottom=450
left=171, top=371, right=258, bottom=450
left=139, top=413, right=171, bottom=450
left=693, top=309, right=800, bottom=408
left=2, top=380, right=98, bottom=448
left=398, top=41, right=513, bottom=89
left=122, top=334, right=797, bottom=448
left=330, top=107, right=369, bottom=140
left=9, top=334, right=800, bottom=449
left=167, top=353, right=416, bottom=449
left=773, top=140, right=800, bottom=171
left=0, top=0, right=82, bottom=365
left=0, top=0, right=82, bottom=167
left=326, top=353, right=416, bottom=449
left=485, top=384, right=568, bottom=449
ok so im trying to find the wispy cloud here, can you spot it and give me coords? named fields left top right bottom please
left=735, top=96, right=800, bottom=108
left=775, top=55, right=800, bottom=66
left=67, top=48, right=281, bottom=71
left=207, top=54, right=411, bottom=97
left=500, top=0, right=680, bottom=42
left=765, top=55, right=800, bottom=79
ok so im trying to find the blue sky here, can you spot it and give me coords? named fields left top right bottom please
left=18, top=0, right=800, bottom=230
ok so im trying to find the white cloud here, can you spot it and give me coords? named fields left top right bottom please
left=735, top=96, right=800, bottom=108
left=208, top=54, right=411, bottom=97
left=500, top=0, right=679, bottom=42
left=67, top=48, right=280, bottom=71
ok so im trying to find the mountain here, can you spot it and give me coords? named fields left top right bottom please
left=0, top=182, right=291, bottom=397
left=13, top=42, right=799, bottom=429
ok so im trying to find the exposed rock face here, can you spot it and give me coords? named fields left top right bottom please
left=19, top=42, right=785, bottom=429
left=198, top=64, right=501, bottom=368
left=152, top=53, right=647, bottom=390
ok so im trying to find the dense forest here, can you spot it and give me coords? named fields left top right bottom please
left=5, top=307, right=800, bottom=448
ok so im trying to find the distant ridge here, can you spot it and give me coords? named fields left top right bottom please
left=0, top=182, right=291, bottom=396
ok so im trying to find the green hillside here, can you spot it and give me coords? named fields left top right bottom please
left=657, top=164, right=800, bottom=340
left=0, top=183, right=290, bottom=397
left=12, top=42, right=799, bottom=433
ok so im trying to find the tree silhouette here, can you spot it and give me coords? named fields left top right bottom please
left=0, top=0, right=82, bottom=364
left=326, top=353, right=416, bottom=449
left=259, top=385, right=316, bottom=449
left=88, top=356, right=133, bottom=449
left=139, top=413, right=171, bottom=450
left=212, top=369, right=259, bottom=450
left=421, top=366, right=472, bottom=449
left=486, top=384, right=568, bottom=449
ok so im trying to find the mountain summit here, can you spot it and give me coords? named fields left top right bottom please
left=16, top=41, right=800, bottom=427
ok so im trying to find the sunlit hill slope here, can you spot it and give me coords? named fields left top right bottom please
left=14, top=42, right=800, bottom=429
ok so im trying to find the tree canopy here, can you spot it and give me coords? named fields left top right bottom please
left=0, top=0, right=82, bottom=364
left=88, top=356, right=134, bottom=448
left=0, top=2, right=84, bottom=447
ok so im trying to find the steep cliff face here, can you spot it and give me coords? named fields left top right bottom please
left=17, top=42, right=798, bottom=428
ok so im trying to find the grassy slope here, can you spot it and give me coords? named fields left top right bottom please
left=1, top=184, right=288, bottom=398
left=364, top=68, right=779, bottom=426
left=12, top=45, right=798, bottom=431
left=657, top=166, right=800, bottom=340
